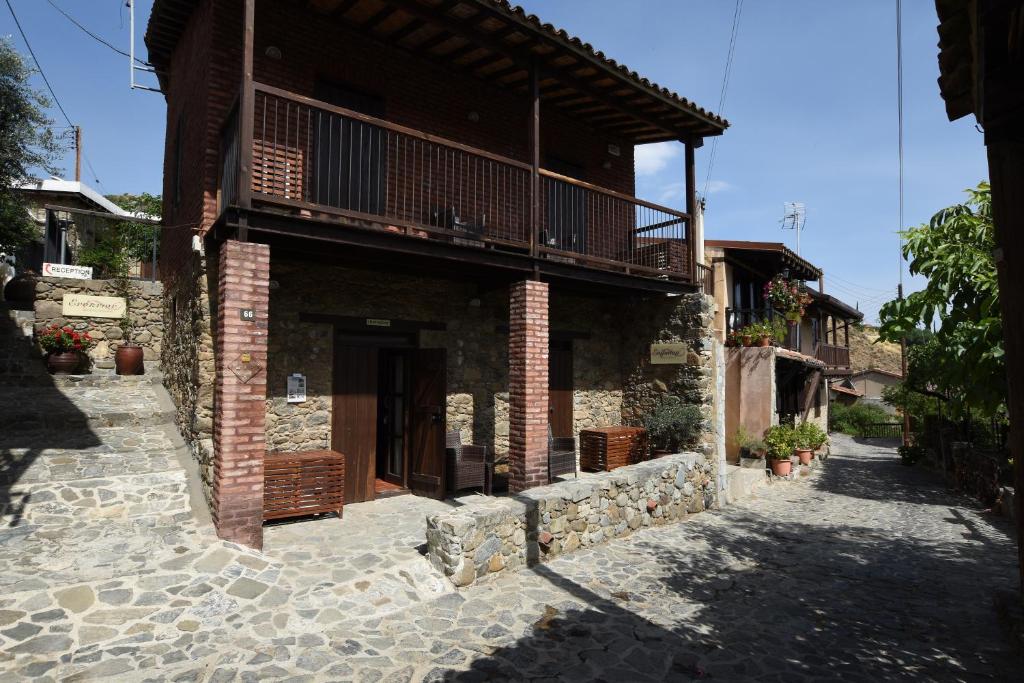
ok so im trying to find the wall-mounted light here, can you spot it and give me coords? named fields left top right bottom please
left=467, top=111, right=480, bottom=122
left=607, top=143, right=621, bottom=157
left=265, top=46, right=282, bottom=60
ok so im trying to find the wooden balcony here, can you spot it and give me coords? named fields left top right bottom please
left=218, top=83, right=697, bottom=288
left=814, top=342, right=851, bottom=370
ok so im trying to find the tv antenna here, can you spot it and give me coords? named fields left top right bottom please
left=127, top=1, right=160, bottom=93
left=781, top=202, right=806, bottom=255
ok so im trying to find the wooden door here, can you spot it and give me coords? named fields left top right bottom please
left=313, top=80, right=385, bottom=214
left=332, top=344, right=378, bottom=504
left=409, top=349, right=446, bottom=499
left=549, top=339, right=573, bottom=437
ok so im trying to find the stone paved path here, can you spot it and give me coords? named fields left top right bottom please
left=1, top=396, right=1019, bottom=683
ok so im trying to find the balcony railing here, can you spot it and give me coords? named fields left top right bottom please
left=220, top=82, right=695, bottom=283
left=814, top=342, right=851, bottom=368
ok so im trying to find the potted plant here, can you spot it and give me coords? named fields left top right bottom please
left=763, top=424, right=794, bottom=477
left=38, top=324, right=93, bottom=374
left=792, top=424, right=814, bottom=465
left=112, top=259, right=144, bottom=376
left=736, top=425, right=767, bottom=460
left=753, top=321, right=772, bottom=347
left=738, top=324, right=756, bottom=347
left=643, top=396, right=704, bottom=457
left=797, top=422, right=828, bottom=458
left=725, top=331, right=738, bottom=348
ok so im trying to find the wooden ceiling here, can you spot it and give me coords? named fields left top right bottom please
left=147, top=0, right=728, bottom=144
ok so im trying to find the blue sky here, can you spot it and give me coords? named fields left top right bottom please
left=3, top=0, right=988, bottom=322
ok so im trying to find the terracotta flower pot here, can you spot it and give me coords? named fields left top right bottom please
left=115, top=344, right=145, bottom=376
left=47, top=351, right=81, bottom=374
left=796, top=448, right=813, bottom=465
left=758, top=335, right=771, bottom=347
left=770, top=458, right=792, bottom=477
left=741, top=335, right=752, bottom=347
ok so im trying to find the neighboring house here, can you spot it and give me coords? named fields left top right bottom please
left=828, top=377, right=863, bottom=406
left=1, top=177, right=130, bottom=288
left=849, top=368, right=903, bottom=413
left=145, top=0, right=727, bottom=548
left=702, top=240, right=863, bottom=461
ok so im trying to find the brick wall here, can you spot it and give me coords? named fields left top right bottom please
left=212, top=240, right=270, bottom=548
left=508, top=280, right=549, bottom=493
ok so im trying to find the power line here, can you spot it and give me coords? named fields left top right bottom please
left=702, top=0, right=744, bottom=203
left=44, top=0, right=152, bottom=65
left=5, top=0, right=74, bottom=128
left=5, top=0, right=104, bottom=189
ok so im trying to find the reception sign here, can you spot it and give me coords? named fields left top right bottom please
left=42, top=263, right=93, bottom=279
left=650, top=343, right=688, bottom=365
left=62, top=294, right=126, bottom=319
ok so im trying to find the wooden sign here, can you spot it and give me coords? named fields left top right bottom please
left=366, top=318, right=391, bottom=327
left=62, top=294, right=126, bottom=319
left=650, top=343, right=688, bottom=365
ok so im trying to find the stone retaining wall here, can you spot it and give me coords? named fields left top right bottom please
left=34, top=277, right=164, bottom=362
left=426, top=452, right=715, bottom=587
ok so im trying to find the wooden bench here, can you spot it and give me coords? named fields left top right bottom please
left=264, top=450, right=345, bottom=521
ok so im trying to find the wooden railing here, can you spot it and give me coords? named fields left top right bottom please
left=859, top=422, right=903, bottom=439
left=219, top=82, right=694, bottom=283
left=815, top=342, right=851, bottom=368
left=696, top=263, right=714, bottom=296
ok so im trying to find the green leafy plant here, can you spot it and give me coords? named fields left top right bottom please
left=898, top=445, right=926, bottom=467
left=762, top=424, right=795, bottom=461
left=796, top=421, right=828, bottom=450
left=829, top=402, right=891, bottom=436
left=735, top=425, right=766, bottom=457
left=643, top=396, right=705, bottom=453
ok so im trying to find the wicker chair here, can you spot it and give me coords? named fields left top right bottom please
left=548, top=426, right=577, bottom=480
left=446, top=431, right=493, bottom=495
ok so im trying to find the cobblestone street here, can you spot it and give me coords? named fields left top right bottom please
left=2, top=408, right=1020, bottom=681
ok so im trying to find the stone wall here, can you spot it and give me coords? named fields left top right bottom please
left=426, top=452, right=714, bottom=587
left=34, top=277, right=164, bottom=363
left=160, top=251, right=217, bottom=500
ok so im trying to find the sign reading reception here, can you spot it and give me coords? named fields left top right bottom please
left=649, top=343, right=688, bottom=365
left=62, top=294, right=127, bottom=319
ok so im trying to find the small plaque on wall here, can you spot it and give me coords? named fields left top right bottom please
left=287, top=373, right=307, bottom=403
left=650, top=343, right=688, bottom=365
left=62, top=294, right=126, bottom=319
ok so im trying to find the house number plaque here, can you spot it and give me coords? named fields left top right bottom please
left=240, top=308, right=255, bottom=321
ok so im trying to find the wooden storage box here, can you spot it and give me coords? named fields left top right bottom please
left=579, top=427, right=648, bottom=472
left=264, top=450, right=345, bottom=521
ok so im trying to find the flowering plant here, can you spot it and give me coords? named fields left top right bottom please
left=38, top=325, right=93, bottom=354
left=764, top=276, right=812, bottom=317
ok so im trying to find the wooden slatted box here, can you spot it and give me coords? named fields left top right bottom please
left=579, top=427, right=648, bottom=472
left=264, top=450, right=345, bottom=521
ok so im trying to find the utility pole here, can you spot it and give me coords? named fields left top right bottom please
left=74, top=126, right=82, bottom=182
left=898, top=283, right=911, bottom=448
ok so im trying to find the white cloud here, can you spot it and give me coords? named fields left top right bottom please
left=705, top=180, right=734, bottom=194
left=634, top=142, right=682, bottom=176
left=658, top=182, right=685, bottom=204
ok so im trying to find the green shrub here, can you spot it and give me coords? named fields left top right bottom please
left=643, top=397, right=704, bottom=452
left=795, top=421, right=828, bottom=449
left=898, top=445, right=926, bottom=466
left=763, top=424, right=795, bottom=460
left=829, top=402, right=891, bottom=435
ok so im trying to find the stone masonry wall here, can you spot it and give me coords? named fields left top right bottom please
left=426, top=452, right=714, bottom=587
left=34, top=277, right=164, bottom=363
left=621, top=293, right=719, bottom=490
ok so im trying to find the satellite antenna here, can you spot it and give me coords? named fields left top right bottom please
left=127, top=1, right=160, bottom=93
left=781, top=202, right=806, bottom=255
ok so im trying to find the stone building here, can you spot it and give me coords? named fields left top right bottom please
left=146, top=0, right=725, bottom=548
left=702, top=240, right=862, bottom=461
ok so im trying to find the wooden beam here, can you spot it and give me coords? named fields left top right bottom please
left=685, top=141, right=696, bottom=284
left=529, top=58, right=540, bottom=259
left=362, top=5, right=398, bottom=30
left=387, top=17, right=426, bottom=43
left=238, top=0, right=255, bottom=241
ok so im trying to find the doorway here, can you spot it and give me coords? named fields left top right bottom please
left=549, top=339, right=574, bottom=437
left=331, top=332, right=447, bottom=503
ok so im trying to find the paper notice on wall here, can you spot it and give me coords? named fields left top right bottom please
left=287, top=373, right=307, bottom=403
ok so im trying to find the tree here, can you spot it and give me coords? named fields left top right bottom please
left=77, top=193, right=162, bottom=279
left=0, top=39, right=63, bottom=254
left=877, top=182, right=1004, bottom=416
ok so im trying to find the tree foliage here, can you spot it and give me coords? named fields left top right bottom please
left=77, top=193, right=161, bottom=279
left=877, top=182, right=1004, bottom=415
left=0, top=39, right=63, bottom=253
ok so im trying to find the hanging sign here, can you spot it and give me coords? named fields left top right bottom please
left=366, top=318, right=391, bottom=327
left=287, top=373, right=307, bottom=403
left=650, top=343, right=688, bottom=365
left=43, top=263, right=93, bottom=280
left=62, top=294, right=126, bottom=319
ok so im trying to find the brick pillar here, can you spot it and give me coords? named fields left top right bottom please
left=508, top=280, right=549, bottom=493
left=212, top=240, right=269, bottom=549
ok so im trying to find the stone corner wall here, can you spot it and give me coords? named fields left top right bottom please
left=33, top=277, right=164, bottom=362
left=425, top=452, right=715, bottom=588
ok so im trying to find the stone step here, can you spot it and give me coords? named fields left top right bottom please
left=0, top=384, right=174, bottom=431
left=724, top=465, right=768, bottom=504
left=2, top=425, right=181, bottom=485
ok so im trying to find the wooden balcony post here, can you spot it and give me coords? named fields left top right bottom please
left=684, top=139, right=697, bottom=283
left=529, top=59, right=540, bottom=259
left=237, top=0, right=256, bottom=239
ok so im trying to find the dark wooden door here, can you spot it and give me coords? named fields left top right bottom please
left=409, top=349, right=446, bottom=499
left=313, top=80, right=385, bottom=214
left=549, top=339, right=573, bottom=437
left=332, top=344, right=378, bottom=504
left=544, top=158, right=587, bottom=253
left=376, top=349, right=409, bottom=487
